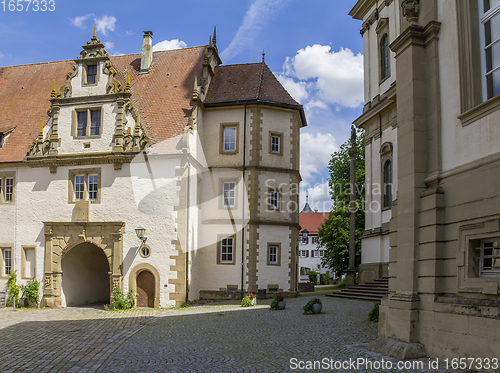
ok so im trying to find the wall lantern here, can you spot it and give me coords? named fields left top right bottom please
left=135, top=227, right=147, bottom=245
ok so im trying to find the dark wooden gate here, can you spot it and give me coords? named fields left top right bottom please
left=136, top=270, right=155, bottom=307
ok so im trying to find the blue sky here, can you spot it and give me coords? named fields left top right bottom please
left=0, top=0, right=363, bottom=211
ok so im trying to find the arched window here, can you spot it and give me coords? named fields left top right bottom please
left=383, top=160, right=392, bottom=208
left=380, top=34, right=390, bottom=80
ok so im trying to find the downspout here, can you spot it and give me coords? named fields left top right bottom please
left=185, top=141, right=191, bottom=304
left=241, top=104, right=247, bottom=300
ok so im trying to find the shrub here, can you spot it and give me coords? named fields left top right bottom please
left=368, top=301, right=380, bottom=322
left=21, top=278, right=41, bottom=307
left=307, top=270, right=318, bottom=284
left=109, top=287, right=137, bottom=310
left=270, top=294, right=284, bottom=310
left=241, top=295, right=252, bottom=307
left=322, top=273, right=330, bottom=285
left=338, top=278, right=347, bottom=289
left=6, top=271, right=19, bottom=307
left=303, top=297, right=322, bottom=314
left=180, top=302, right=190, bottom=308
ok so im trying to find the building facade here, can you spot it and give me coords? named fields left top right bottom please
left=0, top=29, right=305, bottom=308
left=350, top=0, right=500, bottom=360
left=298, top=198, right=330, bottom=279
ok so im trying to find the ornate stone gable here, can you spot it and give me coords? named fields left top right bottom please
left=26, top=30, right=151, bottom=168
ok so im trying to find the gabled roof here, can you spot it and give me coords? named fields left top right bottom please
left=0, top=47, right=206, bottom=163
left=299, top=212, right=330, bottom=235
left=204, top=62, right=307, bottom=126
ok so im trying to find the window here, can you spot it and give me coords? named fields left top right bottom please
left=69, top=169, right=101, bottom=203
left=269, top=132, right=283, bottom=155
left=380, top=34, right=390, bottom=80
left=299, top=236, right=308, bottom=244
left=22, top=247, right=35, bottom=279
left=221, top=124, right=238, bottom=153
left=268, top=189, right=280, bottom=210
left=87, top=64, right=97, bottom=84
left=219, top=237, right=234, bottom=264
left=268, top=243, right=281, bottom=266
left=479, top=0, right=500, bottom=99
left=319, top=250, right=324, bottom=257
left=383, top=160, right=392, bottom=208
left=222, top=182, right=236, bottom=207
left=478, top=238, right=500, bottom=277
left=2, top=248, right=11, bottom=277
left=74, top=108, right=102, bottom=138
left=0, top=175, right=15, bottom=204
left=299, top=250, right=307, bottom=257
left=314, top=250, right=319, bottom=258
left=317, top=264, right=321, bottom=270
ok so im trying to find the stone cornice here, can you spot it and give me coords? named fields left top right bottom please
left=390, top=21, right=441, bottom=57
left=50, top=92, right=131, bottom=107
left=349, top=0, right=377, bottom=20
left=353, top=84, right=397, bottom=129
left=25, top=152, right=140, bottom=172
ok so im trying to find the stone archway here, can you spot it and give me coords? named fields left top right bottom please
left=129, top=263, right=160, bottom=308
left=43, top=222, right=124, bottom=308
left=61, top=242, right=110, bottom=306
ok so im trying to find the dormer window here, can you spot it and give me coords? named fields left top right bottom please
left=87, top=64, right=97, bottom=84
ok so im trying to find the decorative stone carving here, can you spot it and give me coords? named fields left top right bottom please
left=401, top=0, right=420, bottom=24
left=45, top=275, right=51, bottom=288
left=61, top=65, right=78, bottom=98
left=103, top=61, right=124, bottom=94
left=78, top=27, right=109, bottom=59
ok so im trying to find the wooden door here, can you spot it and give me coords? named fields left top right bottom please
left=136, top=270, right=155, bottom=307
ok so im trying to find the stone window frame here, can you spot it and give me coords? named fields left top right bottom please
left=219, top=123, right=239, bottom=154
left=71, top=106, right=103, bottom=139
left=380, top=142, right=393, bottom=210
left=457, top=218, right=500, bottom=295
left=82, top=62, right=99, bottom=87
left=267, top=242, right=281, bottom=266
left=220, top=179, right=238, bottom=209
left=139, top=245, right=151, bottom=259
left=269, top=131, right=283, bottom=156
left=0, top=245, right=13, bottom=278
left=68, top=168, right=101, bottom=204
left=21, top=246, right=36, bottom=279
left=217, top=234, right=236, bottom=265
left=456, top=0, right=498, bottom=125
left=0, top=173, right=15, bottom=204
left=376, top=17, right=391, bottom=84
left=267, top=187, right=282, bottom=212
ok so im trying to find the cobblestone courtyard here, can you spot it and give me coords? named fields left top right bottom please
left=0, top=296, right=467, bottom=372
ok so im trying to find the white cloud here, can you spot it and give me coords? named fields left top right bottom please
left=71, top=14, right=92, bottom=29
left=281, top=45, right=363, bottom=109
left=221, top=0, right=290, bottom=62
left=276, top=74, right=309, bottom=103
left=300, top=132, right=338, bottom=184
left=95, top=15, right=116, bottom=36
left=153, top=39, right=187, bottom=52
left=300, top=182, right=333, bottom=213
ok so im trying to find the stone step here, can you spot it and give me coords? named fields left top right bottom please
left=326, top=292, right=383, bottom=301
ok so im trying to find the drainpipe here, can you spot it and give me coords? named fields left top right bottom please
left=241, top=104, right=247, bottom=300
left=185, top=148, right=191, bottom=305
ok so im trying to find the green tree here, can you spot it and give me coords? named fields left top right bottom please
left=316, top=130, right=365, bottom=278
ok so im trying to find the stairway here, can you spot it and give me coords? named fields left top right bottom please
left=326, top=278, right=389, bottom=301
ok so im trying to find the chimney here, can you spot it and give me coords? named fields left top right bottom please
left=141, top=31, right=153, bottom=73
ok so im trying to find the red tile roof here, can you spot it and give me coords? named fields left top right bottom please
left=204, top=63, right=307, bottom=126
left=0, top=47, right=206, bottom=163
left=299, top=212, right=330, bottom=235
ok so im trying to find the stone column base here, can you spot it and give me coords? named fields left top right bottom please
left=345, top=269, right=357, bottom=288
left=368, top=338, right=427, bottom=359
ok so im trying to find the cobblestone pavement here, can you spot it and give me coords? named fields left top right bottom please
left=0, top=297, right=472, bottom=373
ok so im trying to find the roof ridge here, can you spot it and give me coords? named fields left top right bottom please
left=256, top=62, right=265, bottom=99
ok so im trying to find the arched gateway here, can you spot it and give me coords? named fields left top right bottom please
left=42, top=222, right=124, bottom=308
